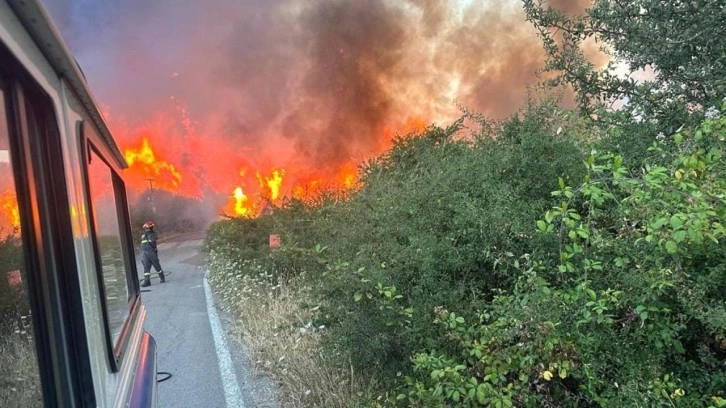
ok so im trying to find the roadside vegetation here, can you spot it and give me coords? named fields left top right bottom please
left=205, top=1, right=726, bottom=406
left=0, top=234, right=42, bottom=407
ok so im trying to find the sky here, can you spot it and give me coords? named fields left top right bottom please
left=41, top=0, right=591, bottom=215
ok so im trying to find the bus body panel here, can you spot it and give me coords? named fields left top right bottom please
left=56, top=82, right=111, bottom=404
left=129, top=332, right=158, bottom=408
left=61, top=82, right=151, bottom=408
left=0, top=1, right=156, bottom=406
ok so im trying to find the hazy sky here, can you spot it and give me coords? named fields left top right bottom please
left=41, top=0, right=589, bottom=202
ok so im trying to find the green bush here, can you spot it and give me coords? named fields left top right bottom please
left=205, top=102, right=726, bottom=406
left=396, top=110, right=726, bottom=406
left=290, top=106, right=586, bottom=383
left=203, top=217, right=272, bottom=267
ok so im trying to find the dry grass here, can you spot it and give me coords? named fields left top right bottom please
left=0, top=323, right=42, bottom=408
left=231, top=281, right=367, bottom=408
left=208, top=256, right=371, bottom=408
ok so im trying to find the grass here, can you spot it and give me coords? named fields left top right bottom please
left=207, top=253, right=371, bottom=408
left=0, top=321, right=42, bottom=408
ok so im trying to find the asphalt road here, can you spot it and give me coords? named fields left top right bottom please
left=139, top=232, right=279, bottom=408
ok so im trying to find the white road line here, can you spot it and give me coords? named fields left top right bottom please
left=204, top=276, right=245, bottom=408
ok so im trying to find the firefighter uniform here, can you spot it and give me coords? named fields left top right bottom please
left=140, top=222, right=165, bottom=286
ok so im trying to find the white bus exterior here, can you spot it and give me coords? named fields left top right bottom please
left=0, top=0, right=157, bottom=406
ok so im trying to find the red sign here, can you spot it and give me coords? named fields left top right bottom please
left=269, top=234, right=281, bottom=249
left=6, top=269, right=21, bottom=288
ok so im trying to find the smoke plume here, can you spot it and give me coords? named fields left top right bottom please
left=43, top=0, right=594, bottom=213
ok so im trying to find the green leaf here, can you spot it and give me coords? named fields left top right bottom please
left=545, top=211, right=555, bottom=223
left=587, top=289, right=597, bottom=300
left=536, top=220, right=547, bottom=232
left=651, top=217, right=668, bottom=230
left=665, top=240, right=678, bottom=254
left=673, top=230, right=686, bottom=243
left=670, top=215, right=683, bottom=229
left=476, top=384, right=487, bottom=404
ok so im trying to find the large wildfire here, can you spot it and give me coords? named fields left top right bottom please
left=118, top=113, right=427, bottom=217
left=45, top=0, right=595, bottom=220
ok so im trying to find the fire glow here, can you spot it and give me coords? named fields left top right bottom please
left=54, top=0, right=597, bottom=220
left=111, top=113, right=426, bottom=218
left=124, top=137, right=183, bottom=191
left=0, top=190, right=20, bottom=232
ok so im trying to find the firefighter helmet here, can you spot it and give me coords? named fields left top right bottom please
left=143, top=221, right=155, bottom=230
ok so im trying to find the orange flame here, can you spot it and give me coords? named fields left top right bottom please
left=0, top=190, right=20, bottom=233
left=215, top=118, right=430, bottom=214
left=108, top=107, right=428, bottom=219
left=124, top=137, right=183, bottom=191
left=256, top=169, right=285, bottom=201
left=336, top=162, right=359, bottom=190
left=291, top=177, right=324, bottom=201
left=382, top=116, right=429, bottom=146
left=231, top=186, right=253, bottom=217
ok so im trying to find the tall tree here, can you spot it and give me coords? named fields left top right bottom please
left=523, top=0, right=726, bottom=132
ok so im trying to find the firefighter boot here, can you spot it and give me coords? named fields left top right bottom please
left=159, top=271, right=166, bottom=283
left=141, top=276, right=151, bottom=287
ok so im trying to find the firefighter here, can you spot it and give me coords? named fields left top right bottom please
left=140, top=221, right=165, bottom=287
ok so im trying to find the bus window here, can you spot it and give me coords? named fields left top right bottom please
left=86, top=147, right=130, bottom=347
left=0, top=78, right=42, bottom=406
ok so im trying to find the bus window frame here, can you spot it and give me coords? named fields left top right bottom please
left=0, top=43, right=97, bottom=406
left=79, top=121, right=141, bottom=371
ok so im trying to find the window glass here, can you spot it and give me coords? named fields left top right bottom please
left=87, top=148, right=129, bottom=345
left=0, top=81, right=42, bottom=406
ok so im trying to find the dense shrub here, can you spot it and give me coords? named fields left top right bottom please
left=205, top=102, right=726, bottom=406
left=314, top=107, right=584, bottom=379
left=204, top=217, right=270, bottom=260
left=395, top=110, right=726, bottom=407
left=198, top=2, right=726, bottom=405
left=205, top=104, right=586, bottom=386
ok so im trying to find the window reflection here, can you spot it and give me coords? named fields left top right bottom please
left=87, top=149, right=129, bottom=344
left=0, top=81, right=42, bottom=406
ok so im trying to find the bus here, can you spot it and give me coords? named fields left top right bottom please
left=0, top=0, right=157, bottom=406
